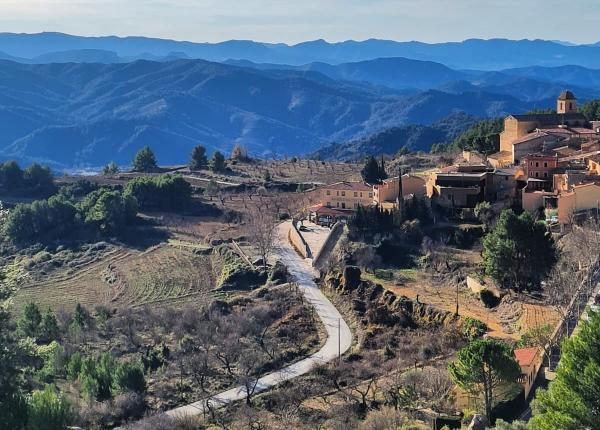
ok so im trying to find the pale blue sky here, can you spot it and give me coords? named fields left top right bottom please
left=1, top=0, right=599, bottom=44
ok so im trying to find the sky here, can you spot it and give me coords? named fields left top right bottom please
left=1, top=0, right=600, bottom=44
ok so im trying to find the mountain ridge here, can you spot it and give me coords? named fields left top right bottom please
left=3, top=33, right=600, bottom=69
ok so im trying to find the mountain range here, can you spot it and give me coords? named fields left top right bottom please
left=1, top=33, right=600, bottom=168
left=0, top=59, right=544, bottom=168
left=5, top=33, right=600, bottom=69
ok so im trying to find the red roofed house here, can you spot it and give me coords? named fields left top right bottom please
left=514, top=347, right=543, bottom=399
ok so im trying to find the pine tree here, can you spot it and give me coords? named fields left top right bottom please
left=210, top=151, right=226, bottom=173
left=132, top=146, right=157, bottom=172
left=530, top=308, right=600, bottom=429
left=18, top=302, right=42, bottom=338
left=190, top=145, right=208, bottom=170
left=448, top=339, right=521, bottom=420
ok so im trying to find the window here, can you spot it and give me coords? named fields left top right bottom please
left=326, top=202, right=331, bottom=207
left=360, top=192, right=363, bottom=197
left=530, top=161, right=534, bottom=166
left=535, top=172, right=539, bottom=178
left=535, top=162, right=539, bottom=167
left=336, top=202, right=339, bottom=207
left=336, top=191, right=339, bottom=196
left=369, top=192, right=373, bottom=198
left=341, top=191, right=345, bottom=197
left=544, top=172, right=548, bottom=178
left=505, top=176, right=508, bottom=181
left=544, top=162, right=548, bottom=167
left=326, top=190, right=331, bottom=196
left=353, top=203, right=358, bottom=209
left=354, top=192, right=358, bottom=197
left=341, top=202, right=346, bottom=209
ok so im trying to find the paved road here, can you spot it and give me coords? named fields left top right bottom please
left=163, top=221, right=352, bottom=419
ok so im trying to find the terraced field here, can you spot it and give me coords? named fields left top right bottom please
left=14, top=244, right=215, bottom=311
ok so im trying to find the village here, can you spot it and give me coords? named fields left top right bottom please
left=308, top=92, right=600, bottom=228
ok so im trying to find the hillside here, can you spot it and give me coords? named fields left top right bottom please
left=310, top=113, right=478, bottom=160
left=0, top=59, right=541, bottom=168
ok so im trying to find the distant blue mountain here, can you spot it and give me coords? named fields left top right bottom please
left=3, top=33, right=600, bottom=69
left=0, top=59, right=542, bottom=168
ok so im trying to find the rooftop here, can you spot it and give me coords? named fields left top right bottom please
left=558, top=90, right=576, bottom=101
left=322, top=181, right=372, bottom=191
left=509, top=112, right=586, bottom=124
left=515, top=347, right=540, bottom=367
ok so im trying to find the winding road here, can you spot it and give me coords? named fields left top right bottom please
left=163, top=221, right=352, bottom=419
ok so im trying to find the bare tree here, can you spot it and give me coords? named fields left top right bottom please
left=246, top=206, right=276, bottom=270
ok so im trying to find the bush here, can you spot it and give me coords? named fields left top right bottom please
left=480, top=289, right=500, bottom=308
left=462, top=317, right=487, bottom=340
left=27, top=386, right=74, bottom=430
left=374, top=269, right=394, bottom=281
left=113, top=361, right=146, bottom=394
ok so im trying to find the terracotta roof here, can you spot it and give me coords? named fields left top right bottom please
left=309, top=204, right=354, bottom=216
left=514, top=347, right=540, bottom=367
left=488, top=151, right=512, bottom=160
left=512, top=131, right=553, bottom=145
left=509, top=112, right=586, bottom=124
left=322, top=181, right=372, bottom=191
left=558, top=90, right=576, bottom=100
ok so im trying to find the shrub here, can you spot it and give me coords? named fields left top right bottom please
left=113, top=361, right=146, bottom=394
left=26, top=386, right=74, bottom=430
left=462, top=317, right=487, bottom=340
left=479, top=289, right=500, bottom=308
left=374, top=269, right=394, bottom=281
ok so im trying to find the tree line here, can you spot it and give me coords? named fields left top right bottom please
left=0, top=161, right=56, bottom=197
left=104, top=143, right=251, bottom=175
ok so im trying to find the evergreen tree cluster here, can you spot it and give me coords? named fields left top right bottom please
left=123, top=174, right=192, bottom=211
left=0, top=161, right=56, bottom=197
left=360, top=156, right=388, bottom=184
left=447, top=118, right=503, bottom=155
left=482, top=209, right=557, bottom=290
left=2, top=188, right=137, bottom=244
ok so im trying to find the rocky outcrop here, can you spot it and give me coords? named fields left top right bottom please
left=326, top=267, right=460, bottom=329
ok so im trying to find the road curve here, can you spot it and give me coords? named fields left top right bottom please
left=163, top=221, right=352, bottom=419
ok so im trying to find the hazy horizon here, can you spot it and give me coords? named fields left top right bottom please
left=1, top=0, right=599, bottom=45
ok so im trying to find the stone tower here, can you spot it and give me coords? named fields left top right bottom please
left=557, top=90, right=577, bottom=114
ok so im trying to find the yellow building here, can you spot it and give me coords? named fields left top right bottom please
left=589, top=155, right=600, bottom=175
left=557, top=182, right=600, bottom=224
left=318, top=181, right=373, bottom=210
left=373, top=174, right=426, bottom=210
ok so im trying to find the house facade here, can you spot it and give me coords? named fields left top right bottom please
left=317, top=181, right=373, bottom=210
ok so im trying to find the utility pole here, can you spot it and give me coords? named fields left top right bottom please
left=338, top=318, right=341, bottom=362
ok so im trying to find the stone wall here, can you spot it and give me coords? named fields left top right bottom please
left=288, top=221, right=312, bottom=259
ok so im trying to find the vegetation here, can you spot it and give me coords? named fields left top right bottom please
left=482, top=210, right=557, bottom=290
left=132, top=146, right=157, bottom=172
left=189, top=145, right=208, bottom=170
left=579, top=99, right=600, bottom=121
left=210, top=150, right=227, bottom=173
left=530, top=309, right=600, bottom=429
left=2, top=188, right=138, bottom=244
left=449, top=118, right=503, bottom=155
left=101, top=162, right=120, bottom=175
left=123, top=174, right=191, bottom=211
left=0, top=161, right=56, bottom=197
left=360, top=155, right=387, bottom=184
left=231, top=144, right=249, bottom=162
left=448, top=339, right=521, bottom=420
left=26, top=386, right=74, bottom=430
